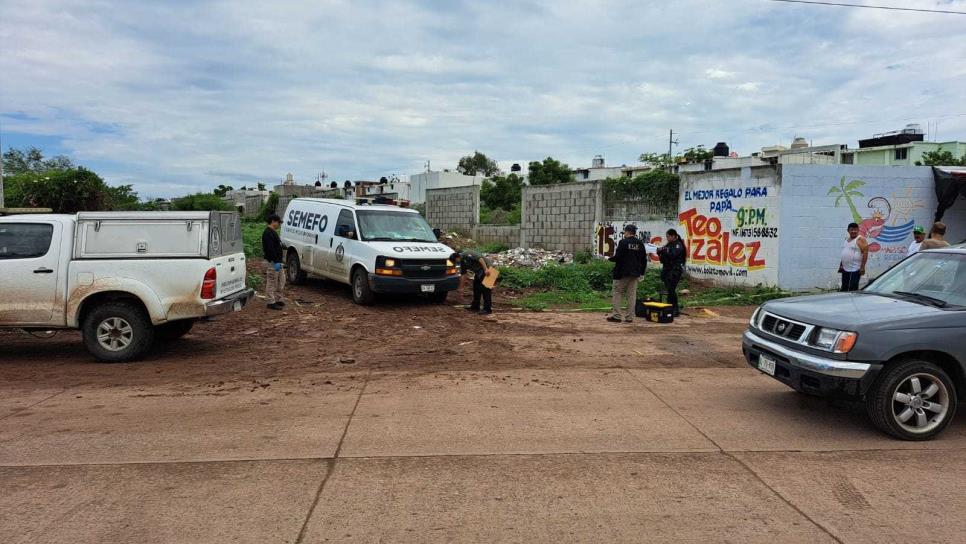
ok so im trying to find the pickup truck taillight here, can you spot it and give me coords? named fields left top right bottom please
left=200, top=267, right=217, bottom=299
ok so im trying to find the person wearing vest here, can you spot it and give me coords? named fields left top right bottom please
left=658, top=228, right=687, bottom=317
left=607, top=224, right=647, bottom=323
left=838, top=222, right=869, bottom=292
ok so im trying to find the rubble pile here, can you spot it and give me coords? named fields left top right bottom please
left=439, top=231, right=477, bottom=252
left=486, top=248, right=574, bottom=268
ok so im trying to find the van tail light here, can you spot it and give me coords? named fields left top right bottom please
left=201, top=267, right=217, bottom=299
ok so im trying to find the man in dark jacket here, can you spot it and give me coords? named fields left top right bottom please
left=451, top=251, right=494, bottom=315
left=607, top=224, right=647, bottom=323
left=261, top=214, right=286, bottom=310
left=657, top=228, right=687, bottom=316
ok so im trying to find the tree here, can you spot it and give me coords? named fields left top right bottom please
left=257, top=193, right=280, bottom=221
left=170, top=193, right=233, bottom=211
left=2, top=146, right=75, bottom=175
left=527, top=157, right=573, bottom=185
left=603, top=169, right=681, bottom=211
left=105, top=184, right=142, bottom=210
left=639, top=145, right=714, bottom=166
left=480, top=173, right=524, bottom=211
left=457, top=151, right=500, bottom=177
left=213, top=184, right=234, bottom=197
left=4, top=168, right=113, bottom=213
left=916, top=149, right=966, bottom=167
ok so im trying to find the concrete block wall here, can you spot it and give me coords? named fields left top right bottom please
left=778, top=165, right=966, bottom=291
left=522, top=182, right=602, bottom=254
left=425, top=185, right=480, bottom=234
left=474, top=225, right=521, bottom=247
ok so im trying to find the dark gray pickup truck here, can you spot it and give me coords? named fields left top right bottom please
left=743, top=245, right=966, bottom=440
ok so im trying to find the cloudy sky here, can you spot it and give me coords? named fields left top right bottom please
left=2, top=0, right=965, bottom=198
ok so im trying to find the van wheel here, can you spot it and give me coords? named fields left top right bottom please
left=155, top=319, right=194, bottom=341
left=351, top=268, right=375, bottom=305
left=430, top=291, right=448, bottom=304
left=866, top=359, right=957, bottom=441
left=82, top=302, right=155, bottom=363
left=286, top=250, right=306, bottom=285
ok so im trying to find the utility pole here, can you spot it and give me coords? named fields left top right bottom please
left=667, top=129, right=678, bottom=166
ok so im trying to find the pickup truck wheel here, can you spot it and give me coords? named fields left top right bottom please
left=286, top=250, right=306, bottom=285
left=82, top=302, right=155, bottom=363
left=867, top=360, right=957, bottom=441
left=155, top=319, right=194, bottom=341
left=351, top=268, right=375, bottom=305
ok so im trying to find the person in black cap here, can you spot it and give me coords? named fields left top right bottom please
left=450, top=251, right=494, bottom=315
left=657, top=228, right=687, bottom=317
left=607, top=224, right=647, bottom=323
left=261, top=214, right=286, bottom=310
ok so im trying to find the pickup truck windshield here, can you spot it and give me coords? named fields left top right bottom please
left=356, top=210, right=437, bottom=243
left=865, top=252, right=966, bottom=308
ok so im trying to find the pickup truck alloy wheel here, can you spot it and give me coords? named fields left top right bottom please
left=867, top=360, right=957, bottom=441
left=892, top=373, right=949, bottom=435
left=97, top=317, right=134, bottom=351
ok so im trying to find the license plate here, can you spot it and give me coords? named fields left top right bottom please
left=233, top=301, right=242, bottom=312
left=758, top=355, right=776, bottom=376
left=421, top=284, right=435, bottom=293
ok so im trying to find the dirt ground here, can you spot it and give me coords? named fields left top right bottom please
left=0, top=270, right=751, bottom=388
left=5, top=267, right=966, bottom=543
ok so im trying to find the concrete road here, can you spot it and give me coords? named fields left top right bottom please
left=2, top=306, right=965, bottom=543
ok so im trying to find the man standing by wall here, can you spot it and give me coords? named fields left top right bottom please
left=262, top=214, right=286, bottom=310
left=657, top=228, right=687, bottom=317
left=908, top=226, right=926, bottom=256
left=451, top=250, right=494, bottom=315
left=607, top=225, right=647, bottom=323
left=838, top=222, right=868, bottom=292
left=920, top=222, right=951, bottom=250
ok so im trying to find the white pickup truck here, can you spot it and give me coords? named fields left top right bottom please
left=0, top=211, right=254, bottom=362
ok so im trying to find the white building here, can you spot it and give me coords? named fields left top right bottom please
left=408, top=171, right=485, bottom=203
left=573, top=156, right=655, bottom=181
left=359, top=181, right=412, bottom=204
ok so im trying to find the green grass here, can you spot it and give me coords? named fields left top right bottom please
left=498, top=262, right=793, bottom=311
left=242, top=220, right=264, bottom=259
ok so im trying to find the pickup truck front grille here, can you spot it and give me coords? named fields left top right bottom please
left=399, top=259, right=449, bottom=279
left=760, top=314, right=808, bottom=342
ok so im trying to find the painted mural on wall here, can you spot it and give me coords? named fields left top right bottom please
left=595, top=221, right=674, bottom=262
left=678, top=178, right=780, bottom=284
left=828, top=177, right=924, bottom=266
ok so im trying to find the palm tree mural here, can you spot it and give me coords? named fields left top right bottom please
left=827, top=176, right=865, bottom=224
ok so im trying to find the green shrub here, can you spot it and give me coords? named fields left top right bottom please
left=247, top=271, right=264, bottom=290
left=170, top=193, right=233, bottom=211
left=242, top=220, right=265, bottom=258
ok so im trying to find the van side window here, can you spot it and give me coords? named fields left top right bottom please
left=0, top=223, right=54, bottom=259
left=335, top=209, right=357, bottom=239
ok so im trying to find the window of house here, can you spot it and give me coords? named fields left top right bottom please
left=895, top=148, right=908, bottom=161
left=841, top=153, right=854, bottom=164
left=0, top=223, right=54, bottom=259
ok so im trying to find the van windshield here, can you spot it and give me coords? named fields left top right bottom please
left=865, top=252, right=966, bottom=308
left=356, top=210, right=437, bottom=243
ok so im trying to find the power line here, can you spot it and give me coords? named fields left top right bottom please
left=766, top=0, right=966, bottom=15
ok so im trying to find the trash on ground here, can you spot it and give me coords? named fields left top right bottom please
left=486, top=247, right=573, bottom=268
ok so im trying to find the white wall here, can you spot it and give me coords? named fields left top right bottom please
left=778, top=165, right=966, bottom=291
left=408, top=172, right=484, bottom=203
left=677, top=166, right=782, bottom=286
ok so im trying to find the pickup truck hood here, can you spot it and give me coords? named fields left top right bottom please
left=365, top=241, right=454, bottom=258
left=762, top=292, right=939, bottom=330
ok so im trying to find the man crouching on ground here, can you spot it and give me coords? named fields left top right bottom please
left=451, top=251, right=493, bottom=315
left=608, top=224, right=647, bottom=323
left=262, top=214, right=286, bottom=310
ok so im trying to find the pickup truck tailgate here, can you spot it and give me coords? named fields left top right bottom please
left=212, top=252, right=247, bottom=298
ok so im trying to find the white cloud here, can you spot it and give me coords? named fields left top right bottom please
left=1, top=0, right=965, bottom=197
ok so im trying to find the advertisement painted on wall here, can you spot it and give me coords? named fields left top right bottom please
left=678, top=175, right=780, bottom=285
left=827, top=177, right=924, bottom=270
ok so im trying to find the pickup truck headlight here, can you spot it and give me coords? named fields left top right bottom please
left=811, top=328, right=858, bottom=353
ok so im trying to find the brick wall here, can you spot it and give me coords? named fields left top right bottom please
left=522, top=182, right=602, bottom=253
left=778, top=165, right=966, bottom=291
left=475, top=225, right=521, bottom=247
left=425, top=185, right=480, bottom=234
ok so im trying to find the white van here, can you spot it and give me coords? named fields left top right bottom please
left=280, top=198, right=460, bottom=304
